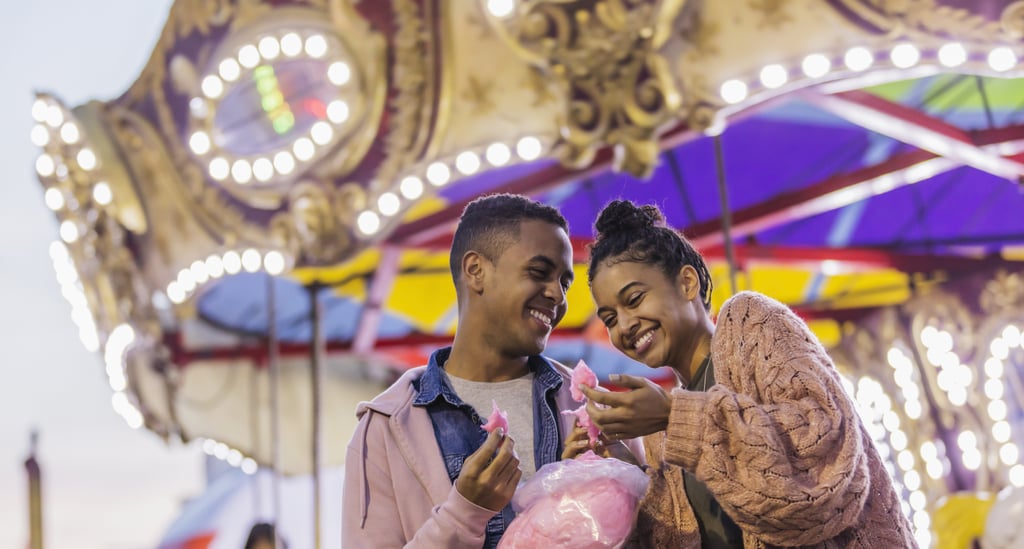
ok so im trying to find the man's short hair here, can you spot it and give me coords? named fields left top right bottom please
left=449, top=194, right=569, bottom=289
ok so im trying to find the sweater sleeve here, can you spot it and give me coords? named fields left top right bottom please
left=342, top=411, right=495, bottom=548
left=662, top=292, right=871, bottom=546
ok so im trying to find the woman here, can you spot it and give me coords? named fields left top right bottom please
left=563, top=200, right=915, bottom=548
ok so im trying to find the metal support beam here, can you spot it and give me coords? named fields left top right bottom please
left=351, top=246, right=402, bottom=355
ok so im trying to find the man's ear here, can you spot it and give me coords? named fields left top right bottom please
left=677, top=264, right=701, bottom=301
left=462, top=251, right=487, bottom=294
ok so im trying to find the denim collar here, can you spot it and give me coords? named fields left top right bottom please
left=414, top=346, right=563, bottom=406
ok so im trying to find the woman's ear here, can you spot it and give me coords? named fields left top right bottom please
left=677, top=264, right=701, bottom=301
left=462, top=251, right=486, bottom=294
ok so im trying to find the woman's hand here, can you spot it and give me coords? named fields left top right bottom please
left=563, top=421, right=642, bottom=466
left=561, top=424, right=596, bottom=460
left=581, top=374, right=672, bottom=440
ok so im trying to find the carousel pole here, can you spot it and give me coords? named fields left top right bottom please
left=25, top=430, right=43, bottom=549
left=266, top=274, right=283, bottom=549
left=307, top=283, right=325, bottom=549
left=713, top=134, right=739, bottom=296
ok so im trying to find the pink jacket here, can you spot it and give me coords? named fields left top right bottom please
left=632, top=292, right=917, bottom=548
left=342, top=363, right=579, bottom=548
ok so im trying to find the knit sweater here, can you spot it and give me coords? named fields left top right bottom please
left=629, top=292, right=916, bottom=548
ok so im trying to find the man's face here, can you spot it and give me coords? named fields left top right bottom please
left=479, top=219, right=574, bottom=358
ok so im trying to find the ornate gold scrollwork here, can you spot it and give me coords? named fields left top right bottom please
left=1002, top=1, right=1024, bottom=37
left=980, top=269, right=1024, bottom=315
left=832, top=0, right=1010, bottom=42
left=492, top=0, right=686, bottom=178
left=270, top=182, right=363, bottom=265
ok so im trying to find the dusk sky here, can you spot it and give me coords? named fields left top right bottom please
left=0, top=2, right=205, bottom=548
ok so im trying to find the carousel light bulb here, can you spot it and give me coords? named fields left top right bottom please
left=35, top=154, right=55, bottom=177
left=263, top=251, right=286, bottom=275
left=178, top=268, right=196, bottom=292
left=357, top=210, right=381, bottom=235
left=988, top=399, right=1008, bottom=421
left=1010, top=464, right=1024, bottom=487
left=719, top=79, right=748, bottom=104
left=273, top=151, right=295, bottom=175
left=209, top=157, right=230, bottom=181
left=190, top=260, right=209, bottom=284
left=935, top=330, right=953, bottom=353
left=45, top=105, right=64, bottom=128
left=59, top=220, right=79, bottom=243
left=293, top=137, right=315, bottom=161
left=241, top=248, right=262, bottom=272
left=759, top=64, right=788, bottom=89
left=913, top=511, right=930, bottom=531
left=31, top=98, right=49, bottom=122
left=399, top=175, right=423, bottom=199
left=205, top=254, right=224, bottom=278
left=237, top=45, right=260, bottom=69
left=958, top=431, right=977, bottom=451
left=189, top=97, right=209, bottom=118
left=801, top=53, right=833, bottom=78
left=223, top=250, right=242, bottom=274
left=327, top=100, right=349, bottom=124
left=844, top=47, right=874, bottom=71
left=1001, top=443, right=1019, bottom=466
left=201, top=439, right=217, bottom=455
left=1001, top=324, right=1021, bottom=347
left=993, top=420, right=1011, bottom=443
left=890, top=43, right=920, bottom=68
left=909, top=490, right=926, bottom=511
left=44, top=188, right=64, bottom=210
left=904, top=399, right=922, bottom=419
left=985, top=357, right=1004, bottom=379
left=486, top=0, right=515, bottom=18
left=455, top=151, right=481, bottom=175
left=214, top=443, right=229, bottom=460
left=305, top=34, right=328, bottom=58
left=59, top=122, right=80, bottom=144
left=897, top=449, right=915, bottom=471
left=281, top=33, right=302, bottom=57
left=377, top=192, right=401, bottom=216
left=890, top=430, right=907, bottom=451
left=93, top=181, right=112, bottom=205
left=486, top=142, right=512, bottom=166
left=947, top=386, right=967, bottom=406
left=252, top=158, right=274, bottom=181
left=516, top=136, right=542, bottom=160
left=426, top=162, right=451, bottom=186
left=985, top=378, right=1004, bottom=400
left=241, top=458, right=258, bottom=474
left=30, top=124, right=50, bottom=147
left=938, top=42, right=967, bottom=67
left=201, top=76, right=224, bottom=99
left=258, top=36, right=281, bottom=60
left=76, top=148, right=97, bottom=171
left=311, top=121, right=333, bottom=145
left=231, top=159, right=253, bottom=184
left=189, top=131, right=211, bottom=155
left=218, top=58, right=241, bottom=82
left=903, top=470, right=921, bottom=491
left=328, top=62, right=351, bottom=86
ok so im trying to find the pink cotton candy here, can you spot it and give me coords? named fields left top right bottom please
left=569, top=360, right=598, bottom=402
left=498, top=452, right=649, bottom=549
left=561, top=404, right=601, bottom=446
left=481, top=400, right=509, bottom=434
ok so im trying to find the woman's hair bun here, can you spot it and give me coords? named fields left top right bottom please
left=594, top=200, right=664, bottom=236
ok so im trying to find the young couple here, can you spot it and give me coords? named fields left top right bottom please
left=341, top=194, right=916, bottom=548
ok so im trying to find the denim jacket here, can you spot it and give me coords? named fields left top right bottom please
left=413, top=347, right=568, bottom=548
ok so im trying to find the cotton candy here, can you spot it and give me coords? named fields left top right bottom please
left=561, top=404, right=600, bottom=446
left=481, top=399, right=509, bottom=434
left=570, top=360, right=598, bottom=402
left=498, top=451, right=649, bottom=549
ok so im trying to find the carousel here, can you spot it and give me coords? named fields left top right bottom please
left=28, top=1, right=1024, bottom=547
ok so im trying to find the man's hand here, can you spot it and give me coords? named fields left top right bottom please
left=455, top=429, right=522, bottom=512
left=581, top=374, right=671, bottom=440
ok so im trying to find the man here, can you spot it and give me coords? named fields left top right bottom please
left=342, top=194, right=579, bottom=548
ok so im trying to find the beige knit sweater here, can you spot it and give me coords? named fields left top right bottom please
left=629, top=292, right=916, bottom=548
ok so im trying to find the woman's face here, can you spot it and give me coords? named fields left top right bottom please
left=591, top=260, right=705, bottom=371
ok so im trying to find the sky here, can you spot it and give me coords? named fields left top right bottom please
left=0, top=2, right=206, bottom=548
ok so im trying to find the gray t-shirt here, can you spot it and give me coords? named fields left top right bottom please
left=447, top=372, right=537, bottom=480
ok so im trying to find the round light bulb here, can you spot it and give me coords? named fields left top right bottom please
left=844, top=47, right=874, bottom=71
left=516, top=136, right=542, bottom=160
left=719, top=79, right=748, bottom=104
left=759, top=64, right=788, bottom=89
left=399, top=176, right=423, bottom=199
left=258, top=36, right=281, bottom=60
left=328, top=62, right=351, bottom=86
left=455, top=151, right=481, bottom=175
left=801, top=54, right=832, bottom=78
left=938, top=42, right=967, bottom=67
left=357, top=211, right=381, bottom=235
left=281, top=33, right=303, bottom=57
left=426, top=162, right=451, bottom=186
left=305, top=35, right=328, bottom=58
left=377, top=192, right=401, bottom=216
left=890, top=43, right=920, bottom=69
left=486, top=142, right=511, bottom=166
left=988, top=46, right=1017, bottom=72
